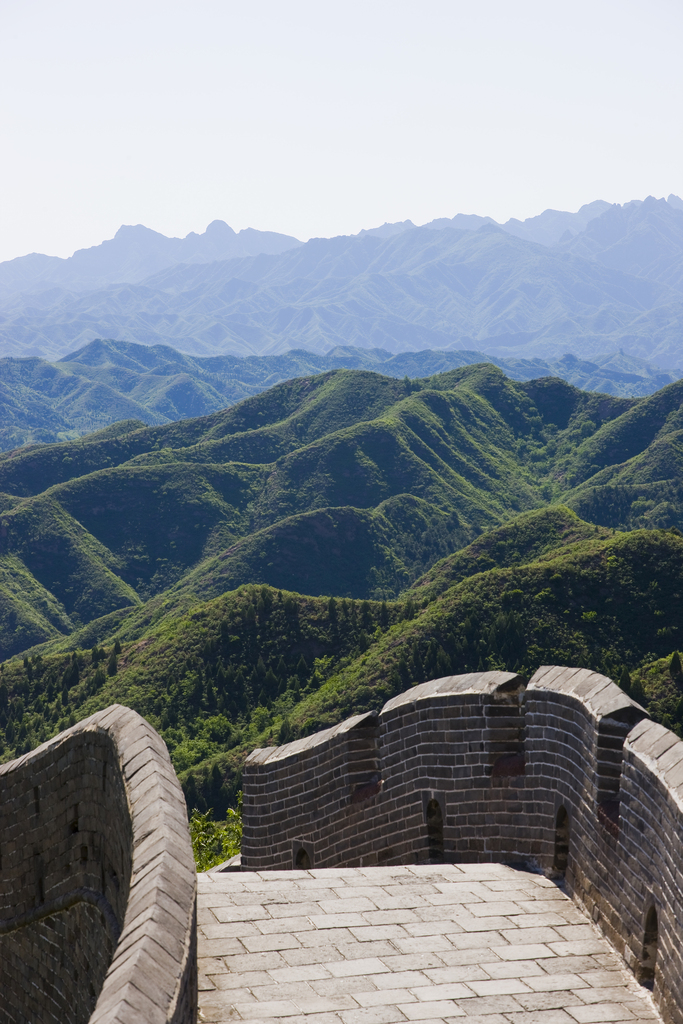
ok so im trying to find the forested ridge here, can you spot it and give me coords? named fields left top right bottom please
left=2, top=363, right=683, bottom=815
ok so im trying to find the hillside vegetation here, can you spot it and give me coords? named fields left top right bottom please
left=0, top=508, right=682, bottom=816
left=0, top=361, right=652, bottom=659
left=0, top=338, right=672, bottom=453
left=2, top=363, right=683, bottom=815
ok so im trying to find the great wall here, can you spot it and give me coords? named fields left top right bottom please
left=2, top=666, right=683, bottom=1024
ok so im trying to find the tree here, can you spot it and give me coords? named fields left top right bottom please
left=630, top=677, right=646, bottom=705
left=670, top=652, right=682, bottom=677
left=189, top=801, right=242, bottom=871
left=107, top=651, right=118, bottom=677
left=278, top=717, right=293, bottom=744
left=296, top=655, right=308, bottom=681
left=619, top=667, right=631, bottom=694
left=436, top=647, right=452, bottom=677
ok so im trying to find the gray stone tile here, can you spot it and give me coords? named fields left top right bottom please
left=326, top=958, right=392, bottom=979
left=467, top=979, right=531, bottom=996
left=505, top=1012, right=577, bottom=1024
left=340, top=1007, right=410, bottom=1024
left=399, top=1000, right=467, bottom=1019
left=379, top=954, right=450, bottom=972
left=457, top=995, right=526, bottom=1015
left=527, top=975, right=590, bottom=992
left=268, top=966, right=335, bottom=984
left=566, top=1006, right=636, bottom=1023
left=354, top=990, right=419, bottom=1008
left=411, top=983, right=476, bottom=1001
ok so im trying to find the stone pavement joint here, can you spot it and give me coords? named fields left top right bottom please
left=197, top=865, right=659, bottom=1024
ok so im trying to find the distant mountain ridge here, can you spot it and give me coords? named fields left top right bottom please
left=0, top=338, right=677, bottom=453
left=360, top=198, right=614, bottom=247
left=0, top=220, right=302, bottom=299
left=2, top=195, right=683, bottom=366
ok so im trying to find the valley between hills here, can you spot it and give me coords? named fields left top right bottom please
left=2, top=361, right=683, bottom=814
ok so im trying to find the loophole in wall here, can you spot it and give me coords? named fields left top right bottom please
left=426, top=799, right=444, bottom=863
left=640, top=906, right=658, bottom=988
left=295, top=848, right=311, bottom=870
left=553, top=806, right=569, bottom=874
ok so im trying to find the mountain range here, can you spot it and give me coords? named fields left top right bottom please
left=0, top=198, right=620, bottom=299
left=0, top=338, right=676, bottom=453
left=3, top=360, right=683, bottom=666
left=3, top=196, right=683, bottom=367
left=0, top=220, right=301, bottom=299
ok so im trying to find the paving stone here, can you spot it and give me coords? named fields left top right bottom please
left=326, top=957, right=391, bottom=978
left=527, top=975, right=591, bottom=992
left=269, top=965, right=335, bottom=983
left=567, top=1005, right=636, bottom=1022
left=467, top=979, right=532, bottom=996
left=340, top=1007, right=409, bottom=1024
left=515, top=993, right=587, bottom=1011
left=197, top=864, right=661, bottom=1024
left=411, top=984, right=475, bottom=1001
left=399, top=1001, right=467, bottom=1019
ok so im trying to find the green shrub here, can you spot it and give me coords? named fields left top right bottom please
left=189, top=797, right=242, bottom=871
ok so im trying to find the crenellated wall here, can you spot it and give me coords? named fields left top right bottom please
left=0, top=704, right=197, bottom=1024
left=242, top=667, right=683, bottom=1024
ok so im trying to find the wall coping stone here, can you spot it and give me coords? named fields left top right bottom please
left=528, top=665, right=646, bottom=722
left=246, top=710, right=378, bottom=766
left=626, top=720, right=683, bottom=814
left=382, top=670, right=523, bottom=712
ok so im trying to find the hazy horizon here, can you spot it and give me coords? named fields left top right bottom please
left=1, top=0, right=682, bottom=263
left=2, top=193, right=678, bottom=264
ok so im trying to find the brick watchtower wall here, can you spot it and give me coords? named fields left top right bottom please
left=242, top=667, right=683, bottom=1024
left=0, top=704, right=197, bottom=1024
left=241, top=671, right=529, bottom=870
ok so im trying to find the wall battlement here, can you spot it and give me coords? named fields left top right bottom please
left=0, top=704, right=197, bottom=1024
left=242, top=667, right=683, bottom=1024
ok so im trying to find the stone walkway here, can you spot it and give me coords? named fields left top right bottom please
left=197, top=864, right=659, bottom=1024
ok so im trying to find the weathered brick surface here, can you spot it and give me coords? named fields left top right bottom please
left=0, top=703, right=197, bottom=1024
left=242, top=669, right=683, bottom=1024
left=242, top=673, right=527, bottom=872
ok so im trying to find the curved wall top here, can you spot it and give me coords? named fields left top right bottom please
left=0, top=704, right=197, bottom=1024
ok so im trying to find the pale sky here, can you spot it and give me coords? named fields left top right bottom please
left=1, top=0, right=682, bottom=262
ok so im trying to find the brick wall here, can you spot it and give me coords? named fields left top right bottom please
left=0, top=704, right=197, bottom=1024
left=241, top=671, right=527, bottom=870
left=243, top=667, right=683, bottom=1024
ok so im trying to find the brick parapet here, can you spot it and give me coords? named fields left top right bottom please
left=242, top=666, right=683, bottom=1023
left=0, top=704, right=197, bottom=1024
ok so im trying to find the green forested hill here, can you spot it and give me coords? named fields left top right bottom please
left=0, top=338, right=676, bottom=453
left=1, top=509, right=682, bottom=815
left=0, top=363, right=640, bottom=658
left=3, top=364, right=683, bottom=660
left=3, top=363, right=683, bottom=815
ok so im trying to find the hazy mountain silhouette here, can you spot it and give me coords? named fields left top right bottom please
left=0, top=220, right=302, bottom=299
left=2, top=197, right=683, bottom=367
left=360, top=199, right=612, bottom=246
